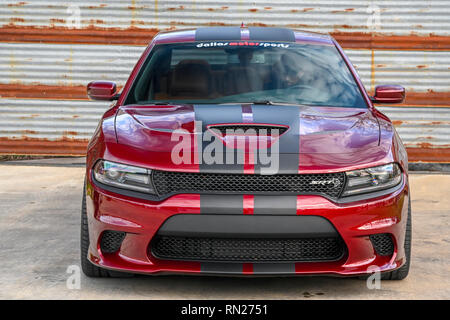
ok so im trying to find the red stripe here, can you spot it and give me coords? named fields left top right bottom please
left=243, top=195, right=254, bottom=215
left=243, top=263, right=253, bottom=274
left=243, top=151, right=255, bottom=174
left=242, top=104, right=255, bottom=174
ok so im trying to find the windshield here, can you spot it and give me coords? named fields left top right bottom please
left=125, top=41, right=367, bottom=108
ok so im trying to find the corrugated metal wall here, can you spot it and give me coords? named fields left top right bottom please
left=0, top=0, right=449, bottom=161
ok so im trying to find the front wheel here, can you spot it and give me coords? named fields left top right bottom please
left=80, top=181, right=132, bottom=278
left=380, top=197, right=411, bottom=280
left=359, top=196, right=411, bottom=281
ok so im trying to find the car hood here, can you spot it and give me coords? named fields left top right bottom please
left=114, top=104, right=386, bottom=172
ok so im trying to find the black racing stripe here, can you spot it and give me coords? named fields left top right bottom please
left=251, top=105, right=300, bottom=174
left=253, top=196, right=297, bottom=215
left=201, top=263, right=243, bottom=274
left=200, top=195, right=243, bottom=214
left=195, top=27, right=241, bottom=41
left=253, top=263, right=295, bottom=274
left=194, top=104, right=244, bottom=173
left=248, top=27, right=295, bottom=42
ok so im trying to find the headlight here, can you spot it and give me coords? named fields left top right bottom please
left=342, top=163, right=402, bottom=197
left=93, top=160, right=155, bottom=194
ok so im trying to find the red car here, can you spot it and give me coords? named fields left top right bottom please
left=81, top=27, right=411, bottom=280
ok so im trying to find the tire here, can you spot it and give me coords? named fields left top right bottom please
left=359, top=197, right=411, bottom=281
left=380, top=197, right=412, bottom=280
left=80, top=181, right=133, bottom=278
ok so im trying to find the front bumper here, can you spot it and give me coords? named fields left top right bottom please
left=85, top=173, right=409, bottom=276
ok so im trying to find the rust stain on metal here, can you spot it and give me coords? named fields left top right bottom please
left=248, top=9, right=258, bottom=12
left=88, top=4, right=108, bottom=9
left=333, top=24, right=358, bottom=30
left=22, top=130, right=38, bottom=135
left=404, top=91, right=450, bottom=106
left=390, top=120, right=448, bottom=126
left=9, top=17, right=25, bottom=23
left=167, top=5, right=184, bottom=11
left=19, top=114, right=40, bottom=119
left=205, top=22, right=228, bottom=27
left=406, top=147, right=450, bottom=163
left=205, top=6, right=230, bottom=12
left=84, top=19, right=105, bottom=25
left=331, top=32, right=450, bottom=50
left=49, top=18, right=65, bottom=24
left=0, top=137, right=89, bottom=156
left=0, top=83, right=88, bottom=100
left=369, top=91, right=450, bottom=106
left=63, top=131, right=79, bottom=136
left=331, top=8, right=355, bottom=13
left=7, top=1, right=27, bottom=7
left=0, top=83, right=126, bottom=100
left=0, top=25, right=159, bottom=45
left=416, top=65, right=427, bottom=69
left=1, top=25, right=449, bottom=50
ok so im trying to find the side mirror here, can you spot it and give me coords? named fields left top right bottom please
left=371, top=85, right=405, bottom=104
left=87, top=81, right=118, bottom=101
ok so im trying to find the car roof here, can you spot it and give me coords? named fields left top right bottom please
left=152, top=27, right=334, bottom=46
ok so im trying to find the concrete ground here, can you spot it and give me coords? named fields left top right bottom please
left=0, top=162, right=449, bottom=299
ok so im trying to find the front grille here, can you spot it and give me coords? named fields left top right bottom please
left=151, top=236, right=345, bottom=262
left=100, top=230, right=126, bottom=254
left=370, top=233, right=394, bottom=256
left=152, top=171, right=345, bottom=198
left=208, top=125, right=288, bottom=136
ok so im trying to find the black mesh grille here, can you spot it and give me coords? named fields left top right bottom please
left=208, top=125, right=288, bottom=135
left=151, top=236, right=345, bottom=262
left=100, top=230, right=126, bottom=253
left=370, top=234, right=394, bottom=256
left=153, top=171, right=345, bottom=198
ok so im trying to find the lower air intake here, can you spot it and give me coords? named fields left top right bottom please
left=151, top=236, right=345, bottom=263
left=100, top=230, right=126, bottom=254
left=370, top=233, right=394, bottom=256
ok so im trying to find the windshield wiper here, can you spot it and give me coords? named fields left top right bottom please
left=251, top=100, right=276, bottom=105
left=247, top=100, right=306, bottom=106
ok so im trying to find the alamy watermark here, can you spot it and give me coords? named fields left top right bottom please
left=170, top=121, right=280, bottom=174
left=366, top=265, right=381, bottom=290
left=66, top=4, right=81, bottom=29
left=366, top=4, right=382, bottom=31
left=66, top=265, right=81, bottom=290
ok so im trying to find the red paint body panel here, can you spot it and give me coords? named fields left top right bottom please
left=84, top=28, right=410, bottom=277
